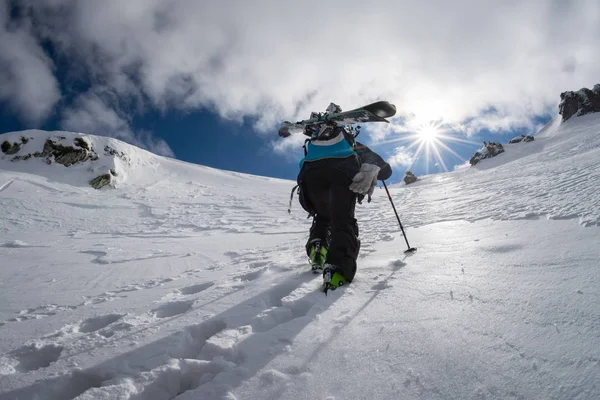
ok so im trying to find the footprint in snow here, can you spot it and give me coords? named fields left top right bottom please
left=9, top=304, right=77, bottom=322
left=259, top=369, right=289, bottom=384
left=370, top=280, right=393, bottom=291
left=235, top=267, right=267, bottom=282
left=8, top=342, right=64, bottom=373
left=177, top=282, right=214, bottom=295
left=78, top=314, right=124, bottom=333
left=151, top=300, right=195, bottom=318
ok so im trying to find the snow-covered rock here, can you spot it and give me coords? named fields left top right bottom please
left=508, top=135, right=535, bottom=144
left=0, top=130, right=157, bottom=189
left=559, top=84, right=600, bottom=121
left=469, top=141, right=505, bottom=165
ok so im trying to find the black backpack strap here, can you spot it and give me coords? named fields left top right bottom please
left=288, top=184, right=299, bottom=214
left=303, top=139, right=311, bottom=156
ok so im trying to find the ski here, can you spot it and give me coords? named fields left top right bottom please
left=279, top=101, right=397, bottom=138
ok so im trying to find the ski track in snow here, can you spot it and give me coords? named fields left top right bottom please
left=1, top=121, right=600, bottom=399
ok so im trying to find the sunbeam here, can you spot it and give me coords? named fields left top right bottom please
left=367, top=120, right=482, bottom=174
left=417, top=123, right=440, bottom=144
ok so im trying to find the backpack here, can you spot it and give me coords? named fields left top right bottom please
left=288, top=125, right=364, bottom=215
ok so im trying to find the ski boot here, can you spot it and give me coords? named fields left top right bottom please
left=322, top=264, right=348, bottom=295
left=308, top=240, right=328, bottom=273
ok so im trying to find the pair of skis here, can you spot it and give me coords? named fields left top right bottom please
left=278, top=101, right=397, bottom=138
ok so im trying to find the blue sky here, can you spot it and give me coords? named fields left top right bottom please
left=0, top=100, right=551, bottom=183
left=1, top=1, right=596, bottom=183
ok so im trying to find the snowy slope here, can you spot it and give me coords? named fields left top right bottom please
left=0, top=115, right=599, bottom=400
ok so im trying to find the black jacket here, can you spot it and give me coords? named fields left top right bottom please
left=354, top=141, right=392, bottom=181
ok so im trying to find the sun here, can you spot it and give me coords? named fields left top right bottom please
left=366, top=118, right=481, bottom=174
left=418, top=124, right=439, bottom=143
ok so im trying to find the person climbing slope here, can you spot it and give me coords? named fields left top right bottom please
left=296, top=103, right=392, bottom=293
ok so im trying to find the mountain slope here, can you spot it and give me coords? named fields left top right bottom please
left=0, top=116, right=599, bottom=400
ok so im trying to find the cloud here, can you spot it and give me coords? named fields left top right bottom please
left=61, top=90, right=175, bottom=157
left=0, top=1, right=60, bottom=124
left=6, top=0, right=600, bottom=140
left=388, top=146, right=415, bottom=168
left=271, top=131, right=306, bottom=159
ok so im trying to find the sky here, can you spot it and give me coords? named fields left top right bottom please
left=1, top=0, right=599, bottom=182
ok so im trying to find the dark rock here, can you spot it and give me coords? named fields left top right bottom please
left=89, top=173, right=112, bottom=189
left=42, top=139, right=90, bottom=167
left=104, top=145, right=129, bottom=163
left=1, top=141, right=21, bottom=155
left=74, top=137, right=90, bottom=150
left=12, top=152, right=43, bottom=161
left=8, top=137, right=97, bottom=166
left=469, top=142, right=505, bottom=166
left=559, top=84, right=600, bottom=121
left=508, top=135, right=534, bottom=144
left=404, top=170, right=418, bottom=185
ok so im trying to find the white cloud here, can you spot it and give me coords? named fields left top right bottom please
left=61, top=90, right=175, bottom=157
left=6, top=0, right=600, bottom=141
left=271, top=131, right=307, bottom=159
left=388, top=146, right=415, bottom=168
left=0, top=1, right=60, bottom=124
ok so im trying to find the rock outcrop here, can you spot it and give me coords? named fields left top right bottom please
left=508, top=135, right=534, bottom=144
left=1, top=141, right=21, bottom=155
left=9, top=137, right=98, bottom=165
left=559, top=84, right=600, bottom=121
left=42, top=139, right=93, bottom=166
left=469, top=142, right=505, bottom=166
left=1, top=136, right=30, bottom=155
left=404, top=170, right=418, bottom=185
left=3, top=135, right=117, bottom=189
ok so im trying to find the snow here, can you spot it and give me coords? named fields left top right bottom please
left=1, top=115, right=599, bottom=399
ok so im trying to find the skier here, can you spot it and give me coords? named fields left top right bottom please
left=297, top=103, right=392, bottom=293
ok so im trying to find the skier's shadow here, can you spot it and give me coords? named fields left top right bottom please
left=256, top=256, right=411, bottom=400
left=2, top=271, right=339, bottom=400
left=304, top=255, right=409, bottom=366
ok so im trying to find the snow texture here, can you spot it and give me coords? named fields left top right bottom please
left=0, top=115, right=599, bottom=399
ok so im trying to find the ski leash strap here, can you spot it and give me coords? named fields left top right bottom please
left=288, top=184, right=299, bottom=214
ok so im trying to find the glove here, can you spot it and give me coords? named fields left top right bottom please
left=349, top=163, right=380, bottom=197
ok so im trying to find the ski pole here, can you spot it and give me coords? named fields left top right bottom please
left=382, top=181, right=417, bottom=253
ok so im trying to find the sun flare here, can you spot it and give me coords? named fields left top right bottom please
left=418, top=124, right=439, bottom=143
left=368, top=119, right=480, bottom=174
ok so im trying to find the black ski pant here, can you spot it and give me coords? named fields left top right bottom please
left=298, top=157, right=360, bottom=282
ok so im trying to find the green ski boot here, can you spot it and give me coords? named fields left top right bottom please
left=322, top=265, right=348, bottom=295
left=309, top=241, right=328, bottom=273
